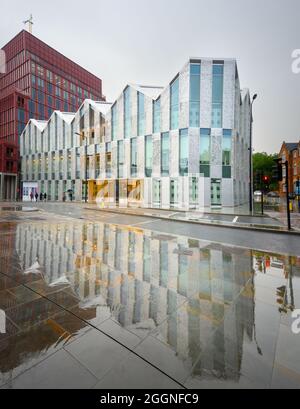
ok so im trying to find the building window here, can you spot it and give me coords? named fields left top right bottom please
left=145, top=135, right=153, bottom=177
left=200, top=128, right=211, bottom=177
left=170, top=77, right=179, bottom=130
left=59, top=150, right=63, bottom=179
left=212, top=64, right=224, bottom=128
left=45, top=153, right=49, bottom=179
left=94, top=154, right=100, bottom=179
left=38, top=154, right=41, bottom=179
left=179, top=129, right=188, bottom=176
left=153, top=98, right=161, bottom=133
left=137, top=92, right=145, bottom=136
left=55, top=181, right=59, bottom=201
left=190, top=64, right=201, bottom=127
left=118, top=140, right=124, bottom=178
left=124, top=87, right=131, bottom=138
left=67, top=150, right=72, bottom=179
left=54, top=114, right=58, bottom=149
left=222, top=129, right=232, bottom=178
left=29, top=100, right=35, bottom=116
left=106, top=143, right=112, bottom=178
left=62, top=122, right=66, bottom=149
left=161, top=132, right=170, bottom=176
left=131, top=138, right=137, bottom=177
left=111, top=103, right=117, bottom=141
left=76, top=148, right=80, bottom=179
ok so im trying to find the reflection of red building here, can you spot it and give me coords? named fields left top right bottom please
left=0, top=29, right=104, bottom=200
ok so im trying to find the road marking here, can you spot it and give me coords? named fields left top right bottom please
left=233, top=216, right=239, bottom=223
left=130, top=220, right=155, bottom=227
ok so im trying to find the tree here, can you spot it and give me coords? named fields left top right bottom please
left=253, top=152, right=278, bottom=191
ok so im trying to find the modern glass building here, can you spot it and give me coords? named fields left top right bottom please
left=20, top=58, right=251, bottom=209
left=0, top=29, right=104, bottom=200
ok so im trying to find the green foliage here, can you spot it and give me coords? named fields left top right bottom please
left=253, top=152, right=278, bottom=191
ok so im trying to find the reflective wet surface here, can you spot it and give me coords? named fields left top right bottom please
left=0, top=210, right=300, bottom=389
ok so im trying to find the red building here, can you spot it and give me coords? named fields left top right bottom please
left=0, top=29, right=104, bottom=200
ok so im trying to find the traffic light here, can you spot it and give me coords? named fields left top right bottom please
left=263, top=175, right=270, bottom=184
left=262, top=174, right=270, bottom=192
left=272, top=159, right=283, bottom=182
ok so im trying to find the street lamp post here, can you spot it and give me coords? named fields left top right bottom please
left=249, top=94, right=258, bottom=215
left=75, top=131, right=88, bottom=203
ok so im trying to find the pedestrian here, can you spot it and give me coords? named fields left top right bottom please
left=30, top=191, right=33, bottom=202
left=63, top=193, right=66, bottom=202
left=40, top=192, right=43, bottom=201
left=44, top=192, right=47, bottom=202
left=35, top=192, right=39, bottom=202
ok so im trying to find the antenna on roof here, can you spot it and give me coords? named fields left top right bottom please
left=23, top=14, right=34, bottom=34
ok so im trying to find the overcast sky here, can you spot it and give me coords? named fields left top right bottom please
left=1, top=0, right=300, bottom=153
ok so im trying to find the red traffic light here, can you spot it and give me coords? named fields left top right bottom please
left=263, top=176, right=269, bottom=183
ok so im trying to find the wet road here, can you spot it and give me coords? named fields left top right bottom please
left=0, top=206, right=300, bottom=389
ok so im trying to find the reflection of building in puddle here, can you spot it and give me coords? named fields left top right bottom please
left=253, top=252, right=300, bottom=314
left=14, top=221, right=258, bottom=379
left=10, top=226, right=292, bottom=381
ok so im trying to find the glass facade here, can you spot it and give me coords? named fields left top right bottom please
left=111, top=103, right=117, bottom=141
left=179, top=129, right=188, bottom=176
left=131, top=138, right=137, bottom=177
left=212, top=64, right=224, bottom=128
left=137, top=92, right=145, bottom=136
left=189, top=64, right=201, bottom=127
left=161, top=132, right=170, bottom=176
left=200, top=128, right=211, bottom=177
left=153, top=98, right=161, bottom=133
left=170, top=77, right=179, bottom=130
left=124, top=87, right=131, bottom=138
left=145, top=135, right=153, bottom=177
left=222, top=129, right=232, bottom=178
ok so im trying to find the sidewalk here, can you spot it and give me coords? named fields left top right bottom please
left=266, top=210, right=300, bottom=232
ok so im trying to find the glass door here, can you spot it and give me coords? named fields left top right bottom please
left=211, top=179, right=221, bottom=206
left=189, top=177, right=198, bottom=209
left=170, top=179, right=178, bottom=208
left=153, top=179, right=161, bottom=207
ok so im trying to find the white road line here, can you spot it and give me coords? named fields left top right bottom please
left=130, top=220, right=155, bottom=227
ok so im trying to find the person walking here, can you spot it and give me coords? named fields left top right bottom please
left=30, top=191, right=34, bottom=202
left=35, top=192, right=39, bottom=202
left=44, top=192, right=47, bottom=202
left=40, top=192, right=43, bottom=201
